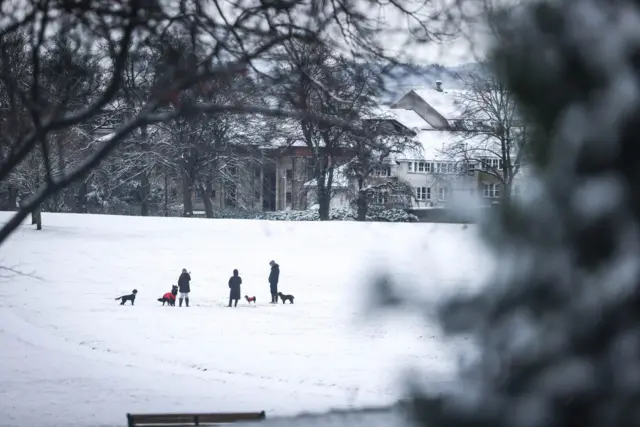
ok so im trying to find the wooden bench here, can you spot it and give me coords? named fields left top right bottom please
left=127, top=411, right=266, bottom=427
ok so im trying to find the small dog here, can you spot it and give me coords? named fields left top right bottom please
left=158, top=285, right=178, bottom=306
left=115, top=289, right=138, bottom=305
left=277, top=292, right=294, bottom=304
left=245, top=295, right=256, bottom=304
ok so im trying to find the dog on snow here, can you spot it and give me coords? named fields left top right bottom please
left=277, top=292, right=294, bottom=304
left=115, top=289, right=138, bottom=305
left=158, top=285, right=178, bottom=306
left=245, top=295, right=256, bottom=305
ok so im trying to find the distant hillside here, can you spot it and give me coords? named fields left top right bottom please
left=380, top=62, right=482, bottom=103
left=253, top=59, right=482, bottom=104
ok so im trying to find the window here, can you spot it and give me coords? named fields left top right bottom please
left=194, top=188, right=203, bottom=202
left=481, top=158, right=504, bottom=171
left=374, top=191, right=388, bottom=205
left=210, top=189, right=216, bottom=199
left=285, top=169, right=293, bottom=180
left=437, top=162, right=453, bottom=174
left=438, top=187, right=449, bottom=201
left=229, top=166, right=237, bottom=176
left=306, top=161, right=316, bottom=179
left=416, top=187, right=431, bottom=201
left=285, top=192, right=292, bottom=204
left=408, top=162, right=432, bottom=173
left=483, top=183, right=500, bottom=198
left=373, top=166, right=391, bottom=177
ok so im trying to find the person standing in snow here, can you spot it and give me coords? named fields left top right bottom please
left=228, top=269, right=242, bottom=307
left=178, top=268, right=191, bottom=307
left=268, top=260, right=280, bottom=303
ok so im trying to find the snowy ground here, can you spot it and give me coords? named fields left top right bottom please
left=0, top=212, right=493, bottom=427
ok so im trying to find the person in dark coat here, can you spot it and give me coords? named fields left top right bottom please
left=228, top=269, right=242, bottom=307
left=268, top=260, right=280, bottom=303
left=178, top=268, right=191, bottom=307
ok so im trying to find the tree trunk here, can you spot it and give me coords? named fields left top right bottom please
left=139, top=125, right=151, bottom=217
left=77, top=181, right=88, bottom=213
left=316, top=175, right=330, bottom=220
left=502, top=180, right=512, bottom=205
left=164, top=171, right=169, bottom=217
left=315, top=154, right=334, bottom=221
left=8, top=187, right=17, bottom=210
left=182, top=169, right=193, bottom=217
left=201, top=182, right=214, bottom=218
left=356, top=178, right=368, bottom=221
left=139, top=172, right=150, bottom=216
left=32, top=206, right=42, bottom=230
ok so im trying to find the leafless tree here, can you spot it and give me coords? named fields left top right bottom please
left=272, top=41, right=393, bottom=220
left=1, top=29, right=104, bottom=228
left=0, top=0, right=463, bottom=244
left=345, top=117, right=419, bottom=221
left=445, top=67, right=528, bottom=202
left=150, top=34, right=267, bottom=218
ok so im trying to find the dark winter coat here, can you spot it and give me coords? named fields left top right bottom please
left=178, top=272, right=191, bottom=293
left=228, top=273, right=242, bottom=300
left=268, top=263, right=280, bottom=287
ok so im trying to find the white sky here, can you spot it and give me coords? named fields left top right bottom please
left=0, top=0, right=491, bottom=68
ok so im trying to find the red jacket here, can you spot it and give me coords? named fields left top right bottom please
left=163, top=292, right=176, bottom=301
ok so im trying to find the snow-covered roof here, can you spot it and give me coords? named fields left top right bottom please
left=412, top=88, right=465, bottom=120
left=373, top=106, right=433, bottom=131
left=396, top=130, right=494, bottom=162
left=396, top=130, right=454, bottom=161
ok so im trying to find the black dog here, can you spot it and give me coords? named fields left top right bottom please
left=115, top=289, right=138, bottom=305
left=277, top=292, right=294, bottom=304
left=158, top=285, right=178, bottom=306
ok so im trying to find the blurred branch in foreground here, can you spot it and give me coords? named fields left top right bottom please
left=391, top=0, right=640, bottom=427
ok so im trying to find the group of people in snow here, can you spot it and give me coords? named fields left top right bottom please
left=168, top=261, right=280, bottom=308
left=227, top=260, right=280, bottom=307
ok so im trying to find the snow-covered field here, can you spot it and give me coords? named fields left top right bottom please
left=0, top=212, right=492, bottom=427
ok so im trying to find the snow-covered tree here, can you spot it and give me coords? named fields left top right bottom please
left=0, top=0, right=465, bottom=244
left=272, top=41, right=393, bottom=220
left=345, top=118, right=418, bottom=221
left=1, top=29, right=103, bottom=228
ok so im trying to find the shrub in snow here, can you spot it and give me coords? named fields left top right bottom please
left=253, top=207, right=416, bottom=222
left=211, top=209, right=263, bottom=220
left=405, top=2, right=640, bottom=427
left=366, top=206, right=419, bottom=223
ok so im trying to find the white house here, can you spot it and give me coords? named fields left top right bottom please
left=353, top=83, right=520, bottom=209
left=290, top=83, right=527, bottom=212
left=393, top=130, right=484, bottom=208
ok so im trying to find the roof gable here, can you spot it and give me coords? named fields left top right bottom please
left=390, top=90, right=450, bottom=129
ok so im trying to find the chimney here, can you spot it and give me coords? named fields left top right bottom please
left=435, top=80, right=443, bottom=92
